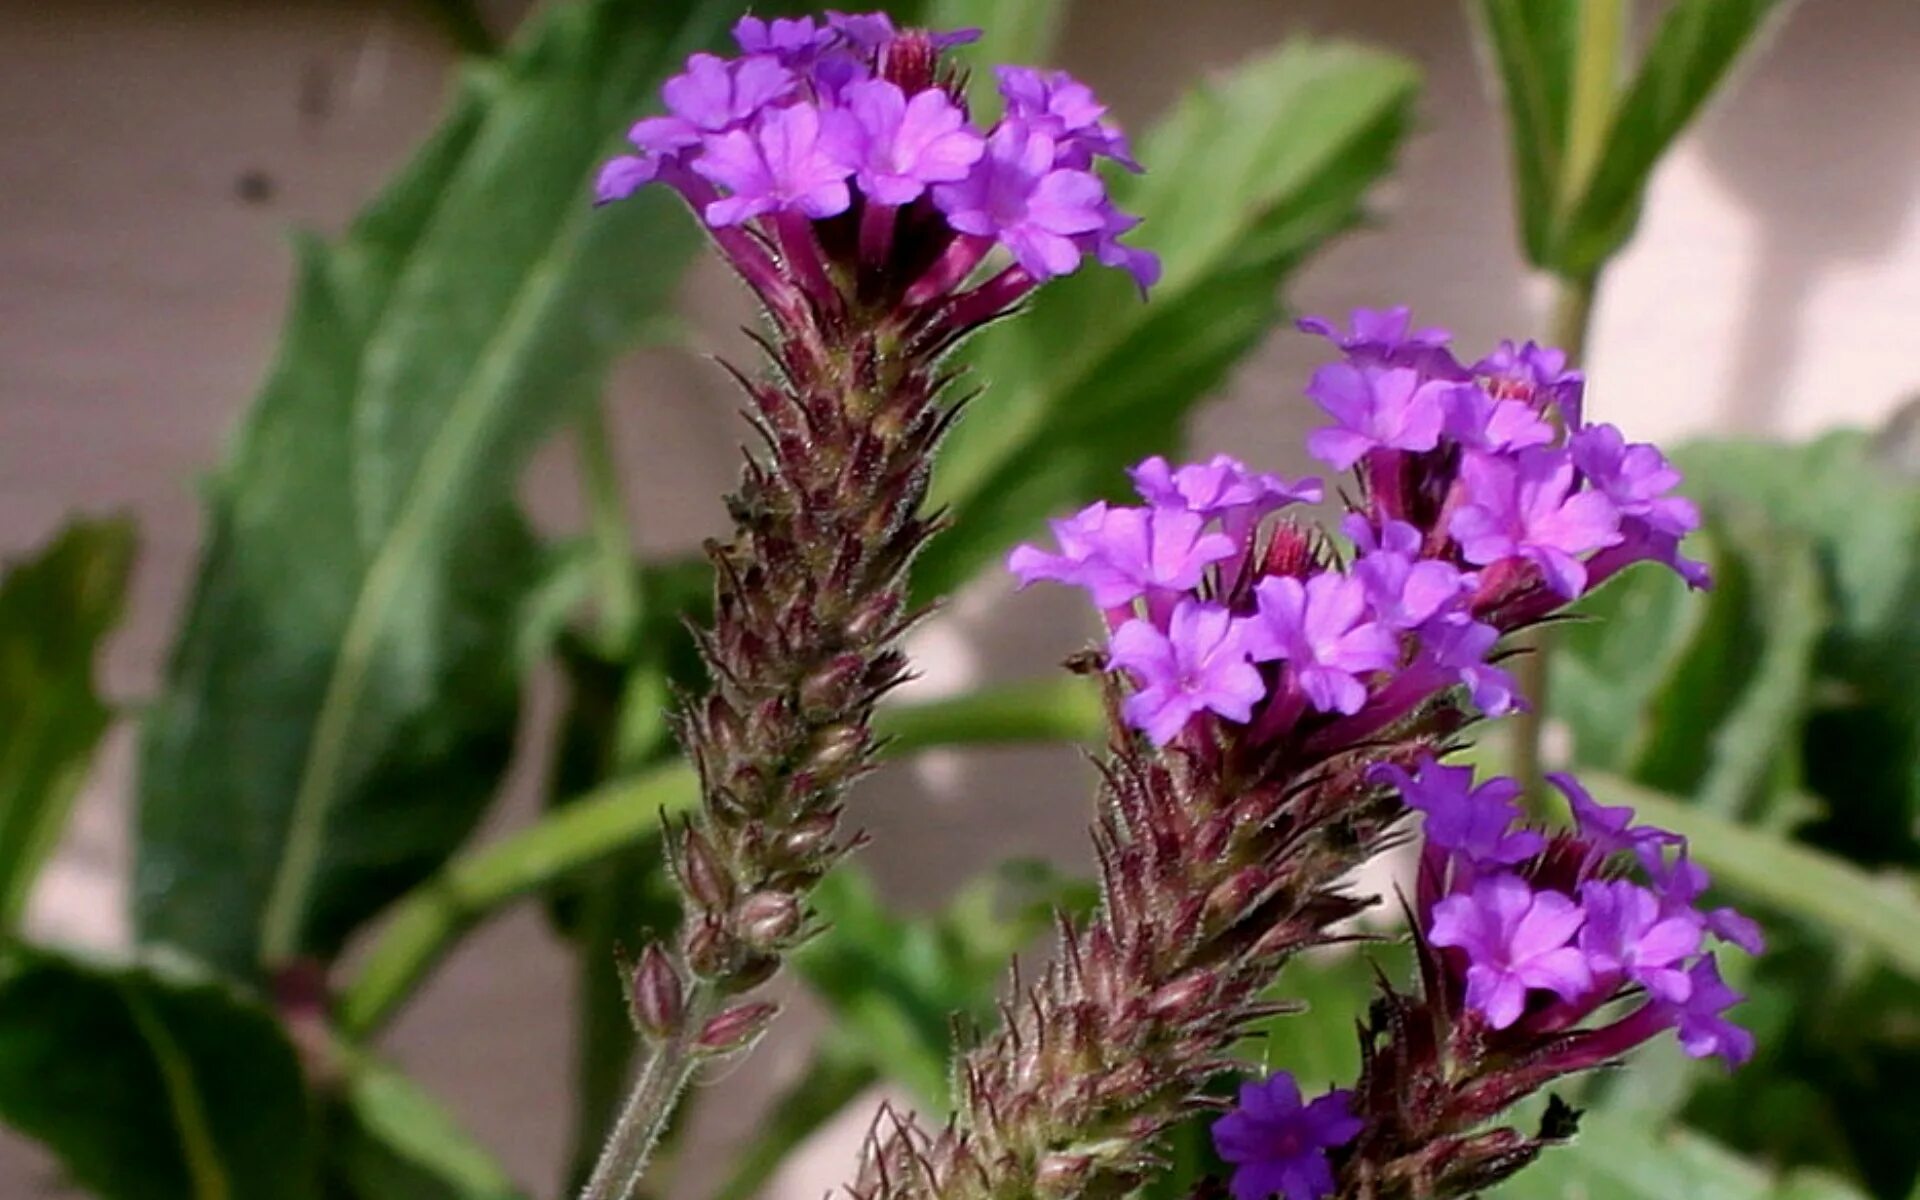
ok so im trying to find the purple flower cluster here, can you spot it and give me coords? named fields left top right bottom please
left=596, top=12, right=1157, bottom=317
left=1212, top=1073, right=1362, bottom=1200
left=1380, top=759, right=1760, bottom=1066
left=1007, top=307, right=1706, bottom=752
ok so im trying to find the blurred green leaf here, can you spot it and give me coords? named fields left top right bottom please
left=0, top=945, right=316, bottom=1200
left=1496, top=1110, right=1870, bottom=1200
left=1472, top=0, right=1578, bottom=268
left=328, top=1058, right=523, bottom=1200
left=1556, top=0, right=1784, bottom=279
left=795, top=860, right=1095, bottom=1107
left=708, top=1036, right=878, bottom=1200
left=914, top=40, right=1418, bottom=601
left=0, top=517, right=134, bottom=933
left=135, top=0, right=760, bottom=981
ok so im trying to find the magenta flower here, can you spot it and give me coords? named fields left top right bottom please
left=694, top=103, right=858, bottom=226
left=1110, top=602, right=1266, bottom=745
left=645, top=53, right=798, bottom=151
left=1247, top=573, right=1399, bottom=715
left=994, top=65, right=1140, bottom=171
left=832, top=80, right=985, bottom=206
left=1474, top=338, right=1584, bottom=427
left=1571, top=423, right=1701, bottom=541
left=1304, top=364, right=1450, bottom=471
left=1448, top=448, right=1622, bottom=598
left=1349, top=520, right=1468, bottom=631
left=1007, top=503, right=1235, bottom=608
left=1577, top=880, right=1702, bottom=1003
left=1131, top=454, right=1322, bottom=521
left=1663, top=957, right=1756, bottom=1067
left=1212, top=1073, right=1362, bottom=1200
left=1429, top=875, right=1591, bottom=1029
left=1374, top=759, right=1545, bottom=866
left=933, top=122, right=1109, bottom=280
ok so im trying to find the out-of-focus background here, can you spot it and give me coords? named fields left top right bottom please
left=4, top=1, right=1919, bottom=1197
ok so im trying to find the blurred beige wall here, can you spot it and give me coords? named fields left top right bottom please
left=3, top=0, right=1919, bottom=1197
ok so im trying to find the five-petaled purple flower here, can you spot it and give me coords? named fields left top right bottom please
left=1577, top=879, right=1702, bottom=1003
left=1448, top=447, right=1623, bottom=598
left=1248, top=573, right=1399, bottom=715
left=1212, top=1073, right=1362, bottom=1200
left=832, top=79, right=985, bottom=206
left=1373, top=758, right=1545, bottom=866
left=1429, top=875, right=1592, bottom=1029
left=1304, top=364, right=1450, bottom=470
left=934, top=122, right=1109, bottom=280
left=1109, top=601, right=1265, bottom=745
left=1007, top=503, right=1236, bottom=609
left=694, top=103, right=856, bottom=226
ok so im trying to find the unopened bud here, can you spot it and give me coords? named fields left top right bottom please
left=1148, top=970, right=1217, bottom=1019
left=780, top=811, right=839, bottom=862
left=806, top=724, right=865, bottom=776
left=677, top=828, right=734, bottom=911
left=630, top=945, right=684, bottom=1039
left=738, top=891, right=802, bottom=950
left=686, top=920, right=737, bottom=980
left=696, top=1001, right=779, bottom=1055
left=1034, top=1153, right=1093, bottom=1199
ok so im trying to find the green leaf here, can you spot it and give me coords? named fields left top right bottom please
left=134, top=0, right=758, bottom=980
left=1496, top=1110, right=1870, bottom=1199
left=0, top=516, right=135, bottom=933
left=913, top=40, right=1418, bottom=602
left=794, top=859, right=1094, bottom=1107
left=1471, top=0, right=1579, bottom=267
left=1555, top=0, right=1784, bottom=278
left=327, top=1058, right=523, bottom=1200
left=0, top=945, right=317, bottom=1200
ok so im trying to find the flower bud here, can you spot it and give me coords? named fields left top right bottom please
left=630, top=944, right=684, bottom=1040
left=677, top=828, right=734, bottom=912
left=686, top=920, right=737, bottom=980
left=696, top=1001, right=779, bottom=1055
left=737, top=890, right=802, bottom=950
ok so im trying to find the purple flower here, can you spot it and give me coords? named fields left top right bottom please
left=643, top=53, right=797, bottom=151
left=1298, top=306, right=1455, bottom=370
left=1007, top=503, right=1235, bottom=608
left=833, top=80, right=985, bottom=206
left=732, top=15, right=835, bottom=63
left=1304, top=364, right=1450, bottom=470
left=1109, top=602, right=1267, bottom=744
left=1348, top=519, right=1469, bottom=631
left=694, top=103, right=857, bottom=226
left=1474, top=339, right=1584, bottom=428
left=1637, top=844, right=1766, bottom=957
left=1442, top=383, right=1555, bottom=454
left=1373, top=759, right=1545, bottom=866
left=1430, top=875, right=1592, bottom=1029
left=934, top=122, right=1109, bottom=280
left=1083, top=206, right=1161, bottom=296
left=1548, top=773, right=1678, bottom=861
left=1663, top=957, right=1755, bottom=1067
left=1448, top=448, right=1622, bottom=598
left=1212, top=1073, right=1362, bottom=1200
left=824, top=9, right=897, bottom=50
left=1578, top=880, right=1702, bottom=1003
left=994, top=65, right=1140, bottom=171
left=1571, top=424, right=1699, bottom=539
left=1247, top=573, right=1399, bottom=715
left=1418, top=612, right=1518, bottom=716
left=1131, top=454, right=1322, bottom=521
left=595, top=154, right=663, bottom=204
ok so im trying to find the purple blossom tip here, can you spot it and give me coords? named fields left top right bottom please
left=1430, top=875, right=1591, bottom=1029
left=1213, top=1073, right=1362, bottom=1200
left=1110, top=601, right=1265, bottom=744
left=1248, top=572, right=1398, bottom=715
left=1305, top=363, right=1449, bottom=470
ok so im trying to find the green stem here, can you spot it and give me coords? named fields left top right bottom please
left=577, top=401, right=642, bottom=655
left=577, top=984, right=716, bottom=1200
left=336, top=678, right=1102, bottom=1037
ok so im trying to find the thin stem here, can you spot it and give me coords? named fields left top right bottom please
left=576, top=401, right=642, bottom=655
left=1512, top=274, right=1598, bottom=808
left=578, top=982, right=717, bottom=1200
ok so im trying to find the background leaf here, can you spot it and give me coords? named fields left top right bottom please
left=0, top=516, right=134, bottom=933
left=134, top=0, right=760, bottom=980
left=326, top=1057, right=525, bottom=1200
left=1471, top=0, right=1578, bottom=268
left=0, top=946, right=316, bottom=1200
left=913, top=39, right=1418, bottom=601
left=1493, top=1110, right=1870, bottom=1200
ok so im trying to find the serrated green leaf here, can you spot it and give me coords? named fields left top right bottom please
left=0, top=945, right=317, bottom=1200
left=0, top=517, right=135, bottom=933
left=1555, top=0, right=1784, bottom=278
left=328, top=1058, right=524, bottom=1200
left=1472, top=0, right=1579, bottom=268
left=134, top=0, right=759, bottom=981
left=913, top=40, right=1417, bottom=602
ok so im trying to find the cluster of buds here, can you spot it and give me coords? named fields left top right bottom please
left=595, top=13, right=1155, bottom=1060
left=849, top=308, right=1749, bottom=1200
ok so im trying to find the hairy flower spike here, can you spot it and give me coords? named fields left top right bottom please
left=854, top=305, right=1748, bottom=1200
left=582, top=18, right=1156, bottom=1200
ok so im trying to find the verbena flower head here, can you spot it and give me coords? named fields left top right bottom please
left=1212, top=1073, right=1362, bottom=1200
left=1110, top=601, right=1265, bottom=745
left=598, top=15, right=1156, bottom=327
